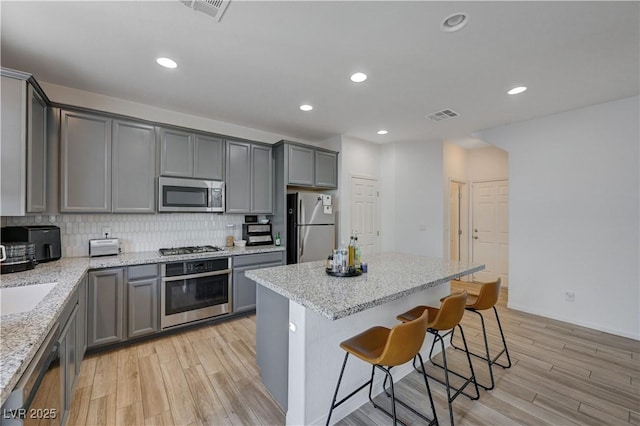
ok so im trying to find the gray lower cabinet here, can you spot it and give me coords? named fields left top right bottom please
left=77, top=274, right=87, bottom=369
left=87, top=268, right=125, bottom=348
left=59, top=304, right=78, bottom=422
left=58, top=287, right=79, bottom=425
left=112, top=120, right=156, bottom=213
left=160, top=127, right=224, bottom=180
left=233, top=251, right=284, bottom=312
left=127, top=264, right=160, bottom=338
left=60, top=110, right=112, bottom=212
left=226, top=140, right=273, bottom=214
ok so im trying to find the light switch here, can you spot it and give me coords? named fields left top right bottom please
left=324, top=205, right=333, bottom=214
left=322, top=194, right=332, bottom=206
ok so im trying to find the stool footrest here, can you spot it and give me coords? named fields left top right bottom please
left=420, top=362, right=479, bottom=401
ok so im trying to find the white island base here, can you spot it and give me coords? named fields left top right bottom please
left=247, top=254, right=484, bottom=425
left=287, top=285, right=450, bottom=425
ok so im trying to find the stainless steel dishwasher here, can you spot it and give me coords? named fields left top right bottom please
left=1, top=325, right=62, bottom=426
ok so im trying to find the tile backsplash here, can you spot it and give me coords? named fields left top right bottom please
left=1, top=213, right=252, bottom=257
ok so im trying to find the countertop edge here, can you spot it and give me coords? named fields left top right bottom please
left=248, top=264, right=485, bottom=320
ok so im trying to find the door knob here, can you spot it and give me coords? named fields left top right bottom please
left=473, top=236, right=479, bottom=240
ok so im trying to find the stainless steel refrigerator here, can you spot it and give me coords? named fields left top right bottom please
left=286, top=192, right=335, bottom=264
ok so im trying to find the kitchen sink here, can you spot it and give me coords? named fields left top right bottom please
left=0, top=282, right=57, bottom=316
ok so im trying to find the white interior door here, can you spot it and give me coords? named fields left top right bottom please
left=472, top=180, right=509, bottom=286
left=351, top=176, right=380, bottom=259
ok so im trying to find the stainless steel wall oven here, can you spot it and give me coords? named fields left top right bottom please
left=161, top=257, right=232, bottom=329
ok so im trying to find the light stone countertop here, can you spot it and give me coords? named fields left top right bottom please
left=246, top=253, right=485, bottom=321
left=0, top=245, right=285, bottom=406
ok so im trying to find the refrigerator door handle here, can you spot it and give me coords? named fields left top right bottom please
left=299, top=198, right=304, bottom=225
left=299, top=226, right=304, bottom=261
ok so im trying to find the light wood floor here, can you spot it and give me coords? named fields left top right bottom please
left=70, top=283, right=640, bottom=425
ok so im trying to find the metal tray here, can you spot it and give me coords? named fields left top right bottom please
left=325, top=268, right=362, bottom=278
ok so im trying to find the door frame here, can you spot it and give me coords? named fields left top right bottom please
left=445, top=177, right=469, bottom=264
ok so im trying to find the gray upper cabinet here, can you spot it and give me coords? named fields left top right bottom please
left=226, top=140, right=252, bottom=213
left=87, top=268, right=124, bottom=348
left=287, top=145, right=314, bottom=186
left=160, top=127, right=224, bottom=180
left=226, top=140, right=273, bottom=214
left=194, top=134, right=224, bottom=180
left=27, top=85, right=47, bottom=213
left=251, top=144, right=273, bottom=213
left=112, top=120, right=156, bottom=213
left=0, top=74, right=27, bottom=216
left=314, top=150, right=338, bottom=189
left=60, top=110, right=112, bottom=212
left=0, top=72, right=49, bottom=216
left=159, top=128, right=193, bottom=177
left=284, top=142, right=338, bottom=189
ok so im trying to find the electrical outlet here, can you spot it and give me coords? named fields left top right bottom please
left=102, top=226, right=111, bottom=237
left=565, top=291, right=575, bottom=302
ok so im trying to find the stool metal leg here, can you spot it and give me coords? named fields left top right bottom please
left=450, top=306, right=512, bottom=390
left=421, top=327, right=479, bottom=426
left=326, top=352, right=350, bottom=426
left=377, top=364, right=439, bottom=426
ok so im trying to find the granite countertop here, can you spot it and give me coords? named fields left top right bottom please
left=0, top=245, right=285, bottom=405
left=246, top=253, right=484, bottom=321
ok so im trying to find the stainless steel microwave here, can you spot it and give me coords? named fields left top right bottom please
left=158, top=177, right=225, bottom=213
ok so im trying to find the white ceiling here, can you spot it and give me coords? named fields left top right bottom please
left=1, top=1, right=638, bottom=145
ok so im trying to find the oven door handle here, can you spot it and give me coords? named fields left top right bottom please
left=162, top=269, right=232, bottom=282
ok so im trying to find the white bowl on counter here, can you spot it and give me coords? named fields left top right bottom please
left=234, top=240, right=247, bottom=247
left=259, top=219, right=270, bottom=224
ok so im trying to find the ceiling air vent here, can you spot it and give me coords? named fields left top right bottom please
left=181, top=0, right=231, bottom=22
left=425, top=109, right=459, bottom=122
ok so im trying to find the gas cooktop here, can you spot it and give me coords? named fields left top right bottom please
left=158, top=245, right=224, bottom=256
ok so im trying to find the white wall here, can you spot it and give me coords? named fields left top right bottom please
left=467, top=146, right=508, bottom=181
left=379, top=143, right=396, bottom=251
left=389, top=141, right=444, bottom=257
left=479, top=96, right=639, bottom=339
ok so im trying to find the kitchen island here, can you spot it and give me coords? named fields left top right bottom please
left=246, top=253, right=484, bottom=425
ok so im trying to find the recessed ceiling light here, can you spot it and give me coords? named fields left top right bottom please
left=441, top=12, right=468, bottom=32
left=350, top=72, right=368, bottom=83
left=507, top=86, right=527, bottom=95
left=156, top=57, right=177, bottom=69
left=377, top=130, right=388, bottom=135
left=299, top=104, right=313, bottom=111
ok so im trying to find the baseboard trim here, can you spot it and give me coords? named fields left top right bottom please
left=506, top=302, right=640, bottom=341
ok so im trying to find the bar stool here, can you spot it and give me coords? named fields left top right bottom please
left=326, top=309, right=438, bottom=426
left=448, top=278, right=512, bottom=390
left=396, top=290, right=479, bottom=426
